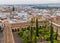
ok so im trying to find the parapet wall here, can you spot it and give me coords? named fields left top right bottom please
left=3, top=22, right=15, bottom=43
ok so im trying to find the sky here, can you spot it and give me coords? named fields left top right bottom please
left=0, top=0, right=60, bottom=4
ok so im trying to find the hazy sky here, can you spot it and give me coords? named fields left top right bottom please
left=0, top=0, right=60, bottom=4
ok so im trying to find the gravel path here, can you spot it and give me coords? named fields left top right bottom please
left=13, top=32, right=23, bottom=43
left=38, top=41, right=49, bottom=43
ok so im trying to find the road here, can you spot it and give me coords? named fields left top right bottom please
left=0, top=31, right=3, bottom=43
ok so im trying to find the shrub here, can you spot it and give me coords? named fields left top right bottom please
left=18, top=30, right=24, bottom=37
left=36, top=18, right=39, bottom=36
left=22, top=30, right=31, bottom=43
left=48, top=40, right=60, bottom=43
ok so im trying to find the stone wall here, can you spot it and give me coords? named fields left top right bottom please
left=3, top=21, right=15, bottom=43
left=10, top=21, right=43, bottom=30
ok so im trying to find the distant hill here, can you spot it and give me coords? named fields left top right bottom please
left=0, top=3, right=60, bottom=9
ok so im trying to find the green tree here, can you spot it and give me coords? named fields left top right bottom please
left=55, top=28, right=58, bottom=40
left=35, top=32, right=37, bottom=43
left=36, top=18, right=39, bottom=36
left=30, top=18, right=34, bottom=42
left=30, top=26, right=33, bottom=42
left=50, top=22, right=54, bottom=43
